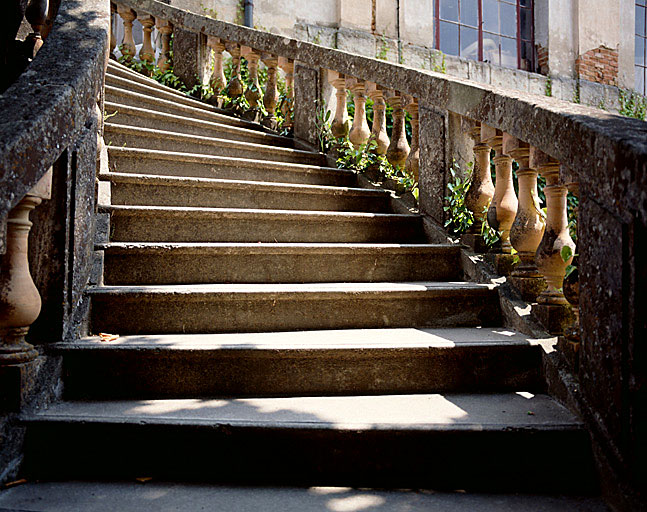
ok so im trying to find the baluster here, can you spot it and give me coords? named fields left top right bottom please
left=225, top=42, right=243, bottom=100
left=242, top=47, right=262, bottom=122
left=483, top=125, right=518, bottom=253
left=278, top=57, right=294, bottom=130
left=404, top=96, right=419, bottom=182
left=207, top=37, right=227, bottom=99
left=261, top=54, right=279, bottom=129
left=386, top=92, right=410, bottom=169
left=117, top=6, right=137, bottom=62
left=328, top=71, right=349, bottom=139
left=464, top=121, right=494, bottom=237
left=24, top=0, right=49, bottom=58
left=110, top=3, right=117, bottom=58
left=138, top=14, right=155, bottom=71
left=506, top=136, right=546, bottom=301
left=348, top=78, right=371, bottom=149
left=561, top=174, right=580, bottom=362
left=155, top=18, right=173, bottom=72
left=366, top=83, right=389, bottom=155
left=0, top=170, right=52, bottom=366
left=532, top=149, right=575, bottom=334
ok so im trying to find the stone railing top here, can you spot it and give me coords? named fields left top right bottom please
left=0, top=0, right=110, bottom=253
left=119, top=0, right=647, bottom=224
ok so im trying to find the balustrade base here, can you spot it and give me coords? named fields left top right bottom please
left=507, top=276, right=547, bottom=303
left=557, top=336, right=580, bottom=373
left=0, top=329, right=38, bottom=366
left=362, top=164, right=384, bottom=183
left=460, top=233, right=490, bottom=253
left=532, top=303, right=574, bottom=335
left=484, top=253, right=516, bottom=276
left=0, top=360, right=38, bottom=412
left=242, top=108, right=262, bottom=123
left=261, top=116, right=278, bottom=131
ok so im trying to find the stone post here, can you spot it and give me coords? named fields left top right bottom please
left=0, top=170, right=52, bottom=366
left=463, top=120, right=494, bottom=245
left=278, top=57, right=294, bottom=130
left=261, top=54, right=279, bottom=129
left=404, top=96, right=419, bottom=182
left=347, top=78, right=371, bottom=149
left=531, top=149, right=575, bottom=334
left=366, top=82, right=389, bottom=155
left=241, top=47, right=262, bottom=122
left=173, top=28, right=211, bottom=90
left=507, top=136, right=546, bottom=302
left=155, top=18, right=173, bottom=72
left=328, top=71, right=349, bottom=139
left=417, top=103, right=446, bottom=224
left=293, top=61, right=321, bottom=147
left=116, top=6, right=136, bottom=62
left=386, top=92, right=410, bottom=169
left=482, top=124, right=517, bottom=253
left=138, top=14, right=155, bottom=71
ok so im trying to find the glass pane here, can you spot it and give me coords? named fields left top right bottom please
left=500, top=36, right=517, bottom=68
left=440, top=0, right=460, bottom=22
left=637, top=6, right=646, bottom=36
left=483, top=0, right=499, bottom=33
left=520, top=7, right=532, bottom=40
left=500, top=2, right=517, bottom=37
left=460, top=26, right=479, bottom=59
left=520, top=40, right=533, bottom=70
left=637, top=36, right=646, bottom=66
left=483, top=33, right=500, bottom=64
left=439, top=21, right=460, bottom=56
left=636, top=67, right=646, bottom=94
left=461, top=0, right=479, bottom=27
left=519, top=0, right=531, bottom=6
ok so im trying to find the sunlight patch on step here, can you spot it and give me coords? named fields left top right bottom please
left=327, top=494, right=387, bottom=511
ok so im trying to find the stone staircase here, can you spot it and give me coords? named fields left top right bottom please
left=20, top=60, right=597, bottom=493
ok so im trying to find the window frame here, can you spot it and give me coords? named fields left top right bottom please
left=434, top=0, right=535, bottom=72
left=637, top=1, right=647, bottom=94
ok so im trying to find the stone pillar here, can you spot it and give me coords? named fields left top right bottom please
left=347, top=78, right=370, bottom=149
left=225, top=42, right=243, bottom=100
left=532, top=149, right=575, bottom=334
left=328, top=71, right=349, bottom=139
left=138, top=14, right=155, bottom=73
left=418, top=103, right=447, bottom=225
left=507, top=137, right=546, bottom=301
left=483, top=124, right=517, bottom=253
left=293, top=61, right=321, bottom=148
left=173, top=28, right=210, bottom=90
left=261, top=54, right=279, bottom=129
left=241, top=47, right=262, bottom=122
left=404, top=96, right=419, bottom=182
left=465, top=122, right=494, bottom=231
left=0, top=170, right=52, bottom=366
left=24, top=0, right=49, bottom=58
left=278, top=57, right=294, bottom=131
left=367, top=83, right=389, bottom=155
left=116, top=6, right=136, bottom=62
left=155, top=18, right=173, bottom=72
left=386, top=92, right=410, bottom=169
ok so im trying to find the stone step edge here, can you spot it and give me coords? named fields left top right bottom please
left=99, top=204, right=421, bottom=220
left=104, top=123, right=322, bottom=159
left=102, top=172, right=388, bottom=198
left=104, top=101, right=291, bottom=145
left=107, top=146, right=353, bottom=176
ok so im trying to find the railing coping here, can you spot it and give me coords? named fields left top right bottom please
left=0, top=0, right=110, bottom=253
left=117, top=0, right=647, bottom=225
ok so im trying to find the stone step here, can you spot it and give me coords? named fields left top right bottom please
left=21, top=393, right=596, bottom=492
left=54, top=328, right=547, bottom=399
left=104, top=123, right=325, bottom=165
left=105, top=84, right=256, bottom=128
left=87, top=282, right=501, bottom=334
left=105, top=68, right=233, bottom=118
left=101, top=205, right=424, bottom=243
left=104, top=101, right=293, bottom=147
left=103, top=172, right=390, bottom=212
left=107, top=147, right=355, bottom=186
left=99, top=243, right=461, bottom=284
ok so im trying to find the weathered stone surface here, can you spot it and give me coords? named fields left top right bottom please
left=171, top=28, right=210, bottom=90
left=418, top=103, right=446, bottom=224
left=293, top=62, right=321, bottom=148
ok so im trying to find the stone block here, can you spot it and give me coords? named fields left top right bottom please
left=306, top=25, right=337, bottom=49
left=444, top=55, right=470, bottom=80
left=603, top=86, right=622, bottom=114
left=579, top=79, right=607, bottom=110
left=528, top=73, right=549, bottom=97
left=293, top=62, right=322, bottom=148
left=460, top=233, right=490, bottom=253
left=430, top=49, right=447, bottom=73
left=401, top=44, right=431, bottom=70
left=418, top=103, right=446, bottom=224
left=467, top=60, right=491, bottom=85
left=337, top=28, right=375, bottom=58
left=172, top=28, right=210, bottom=89
left=508, top=276, right=547, bottom=303
left=484, top=253, right=516, bottom=276
left=532, top=303, right=574, bottom=335
left=375, top=35, right=399, bottom=63
left=490, top=66, right=529, bottom=93
left=95, top=213, right=110, bottom=244
left=550, top=76, right=577, bottom=102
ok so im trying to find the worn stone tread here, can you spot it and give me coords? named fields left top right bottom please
left=104, top=101, right=293, bottom=147
left=104, top=123, right=325, bottom=164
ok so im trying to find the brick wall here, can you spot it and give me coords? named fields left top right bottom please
left=536, top=44, right=549, bottom=75
left=575, top=45, right=618, bottom=86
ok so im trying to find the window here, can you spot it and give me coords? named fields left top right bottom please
left=435, top=0, right=535, bottom=71
left=637, top=0, right=647, bottom=94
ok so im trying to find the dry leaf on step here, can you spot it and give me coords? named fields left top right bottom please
left=98, top=333, right=119, bottom=342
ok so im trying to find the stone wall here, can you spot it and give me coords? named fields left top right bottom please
left=576, top=45, right=619, bottom=86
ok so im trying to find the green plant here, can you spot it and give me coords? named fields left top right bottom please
left=480, top=206, right=501, bottom=247
left=200, top=1, right=217, bottom=19
left=312, top=31, right=322, bottom=45
left=376, top=35, right=388, bottom=61
left=619, top=89, right=647, bottom=120
left=315, top=102, right=335, bottom=153
left=443, top=161, right=474, bottom=236
left=561, top=246, right=577, bottom=279
left=573, top=81, right=581, bottom=104
left=545, top=76, right=552, bottom=97
left=236, top=0, right=244, bottom=25
left=432, top=52, right=446, bottom=73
